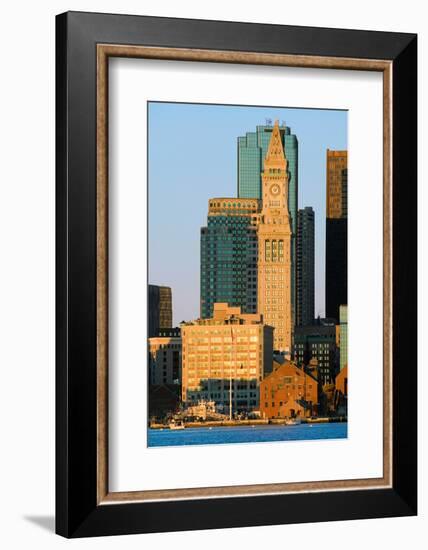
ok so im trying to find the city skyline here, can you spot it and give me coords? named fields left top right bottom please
left=148, top=102, right=347, bottom=326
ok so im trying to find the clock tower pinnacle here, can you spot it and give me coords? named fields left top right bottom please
left=257, top=120, right=293, bottom=352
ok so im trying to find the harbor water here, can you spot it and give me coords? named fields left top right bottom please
left=148, top=422, right=347, bottom=447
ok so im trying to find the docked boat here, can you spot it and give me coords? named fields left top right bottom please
left=169, top=420, right=185, bottom=430
left=285, top=417, right=302, bottom=425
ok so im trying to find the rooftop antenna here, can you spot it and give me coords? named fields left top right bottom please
left=265, top=118, right=272, bottom=127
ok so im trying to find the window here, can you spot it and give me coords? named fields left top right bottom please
left=265, top=240, right=271, bottom=261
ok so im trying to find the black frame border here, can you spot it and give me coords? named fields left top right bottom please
left=56, top=11, right=417, bottom=538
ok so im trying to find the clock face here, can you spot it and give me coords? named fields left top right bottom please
left=270, top=184, right=280, bottom=196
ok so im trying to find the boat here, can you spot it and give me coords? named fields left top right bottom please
left=169, top=420, right=185, bottom=430
left=285, top=417, right=302, bottom=426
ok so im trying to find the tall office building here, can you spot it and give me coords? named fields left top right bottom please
left=238, top=123, right=298, bottom=324
left=296, top=207, right=315, bottom=326
left=325, top=150, right=348, bottom=322
left=201, top=122, right=294, bottom=352
left=257, top=121, right=293, bottom=352
left=200, top=199, right=259, bottom=319
left=148, top=284, right=173, bottom=337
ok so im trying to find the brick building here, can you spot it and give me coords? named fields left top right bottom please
left=260, top=360, right=318, bottom=419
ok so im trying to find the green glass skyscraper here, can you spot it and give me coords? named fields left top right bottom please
left=238, top=124, right=298, bottom=216
left=200, top=199, right=259, bottom=319
left=237, top=123, right=298, bottom=323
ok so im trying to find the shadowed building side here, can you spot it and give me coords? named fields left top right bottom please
left=293, top=321, right=338, bottom=386
left=296, top=207, right=315, bottom=326
left=325, top=150, right=348, bottom=322
left=148, top=284, right=173, bottom=337
left=148, top=335, right=181, bottom=385
left=339, top=305, right=348, bottom=372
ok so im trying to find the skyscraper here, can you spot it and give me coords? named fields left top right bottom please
left=296, top=207, right=315, bottom=326
left=257, top=121, right=293, bottom=352
left=238, top=123, right=298, bottom=324
left=200, top=199, right=259, bottom=319
left=325, top=150, right=348, bottom=321
left=148, top=284, right=173, bottom=337
left=201, top=122, right=294, bottom=352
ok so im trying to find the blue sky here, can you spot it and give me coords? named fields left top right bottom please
left=148, top=102, right=347, bottom=326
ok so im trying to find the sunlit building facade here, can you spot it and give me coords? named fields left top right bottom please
left=181, top=303, right=274, bottom=413
left=200, top=122, right=294, bottom=353
left=260, top=360, right=318, bottom=419
left=238, top=123, right=298, bottom=325
left=256, top=121, right=293, bottom=352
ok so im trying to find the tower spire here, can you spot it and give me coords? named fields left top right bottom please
left=258, top=120, right=293, bottom=353
left=265, top=120, right=286, bottom=169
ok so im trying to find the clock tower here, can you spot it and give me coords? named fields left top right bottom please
left=257, top=120, right=293, bottom=352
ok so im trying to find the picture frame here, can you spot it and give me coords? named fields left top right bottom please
left=56, top=11, right=417, bottom=538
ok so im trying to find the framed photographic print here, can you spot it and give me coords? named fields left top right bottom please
left=56, top=11, right=417, bottom=537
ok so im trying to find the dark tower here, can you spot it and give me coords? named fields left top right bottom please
left=296, top=207, right=315, bottom=326
left=325, top=150, right=348, bottom=322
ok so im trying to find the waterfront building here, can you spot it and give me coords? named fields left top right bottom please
left=325, top=150, right=348, bottom=322
left=259, top=360, right=318, bottom=419
left=181, top=303, right=274, bottom=414
left=296, top=207, right=315, bottom=326
left=339, top=305, right=348, bottom=371
left=293, top=320, right=337, bottom=385
left=148, top=334, right=181, bottom=385
left=200, top=199, right=259, bottom=319
left=238, top=123, right=298, bottom=325
left=148, top=284, right=173, bottom=337
left=256, top=121, right=293, bottom=352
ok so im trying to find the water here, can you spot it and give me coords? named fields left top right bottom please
left=148, top=422, right=347, bottom=447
